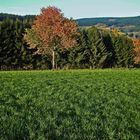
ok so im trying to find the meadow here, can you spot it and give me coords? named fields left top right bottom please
left=1, top=69, right=140, bottom=140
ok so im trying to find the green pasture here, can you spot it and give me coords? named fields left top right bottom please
left=0, top=69, right=140, bottom=139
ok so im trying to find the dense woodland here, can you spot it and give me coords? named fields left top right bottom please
left=0, top=13, right=140, bottom=70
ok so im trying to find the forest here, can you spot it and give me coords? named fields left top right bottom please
left=0, top=12, right=140, bottom=70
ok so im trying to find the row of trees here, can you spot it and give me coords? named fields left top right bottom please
left=0, top=18, right=51, bottom=70
left=0, top=7, right=140, bottom=70
left=54, top=27, right=135, bottom=69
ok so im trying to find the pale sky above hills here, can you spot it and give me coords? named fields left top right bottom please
left=0, top=0, right=140, bottom=19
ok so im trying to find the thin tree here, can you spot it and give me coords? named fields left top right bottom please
left=24, top=6, right=78, bottom=69
left=133, top=38, right=140, bottom=64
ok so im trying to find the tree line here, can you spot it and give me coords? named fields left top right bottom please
left=0, top=7, right=140, bottom=70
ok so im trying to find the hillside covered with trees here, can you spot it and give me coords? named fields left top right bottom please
left=77, top=16, right=140, bottom=27
left=77, top=16, right=140, bottom=38
left=1, top=13, right=140, bottom=37
left=0, top=13, right=35, bottom=21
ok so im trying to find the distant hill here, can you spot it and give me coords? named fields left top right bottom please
left=76, top=16, right=140, bottom=27
left=0, top=13, right=140, bottom=38
left=1, top=13, right=140, bottom=27
left=0, top=13, right=35, bottom=21
left=76, top=16, right=140, bottom=38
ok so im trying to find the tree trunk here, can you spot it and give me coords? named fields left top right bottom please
left=52, top=50, right=55, bottom=69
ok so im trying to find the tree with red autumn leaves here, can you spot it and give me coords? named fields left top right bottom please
left=132, top=38, right=140, bottom=64
left=24, top=6, right=78, bottom=69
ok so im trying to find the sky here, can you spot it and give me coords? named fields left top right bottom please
left=0, top=0, right=140, bottom=19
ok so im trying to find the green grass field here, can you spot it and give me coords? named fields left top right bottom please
left=1, top=69, right=140, bottom=140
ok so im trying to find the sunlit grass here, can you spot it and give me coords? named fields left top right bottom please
left=1, top=69, right=140, bottom=139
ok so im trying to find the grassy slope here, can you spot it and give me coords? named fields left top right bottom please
left=1, top=69, right=140, bottom=139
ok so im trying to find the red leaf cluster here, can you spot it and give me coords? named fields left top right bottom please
left=32, top=6, right=78, bottom=53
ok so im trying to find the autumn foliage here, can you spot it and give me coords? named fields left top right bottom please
left=133, top=38, right=140, bottom=64
left=24, top=7, right=78, bottom=69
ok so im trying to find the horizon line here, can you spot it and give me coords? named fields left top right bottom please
left=0, top=12, right=140, bottom=20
